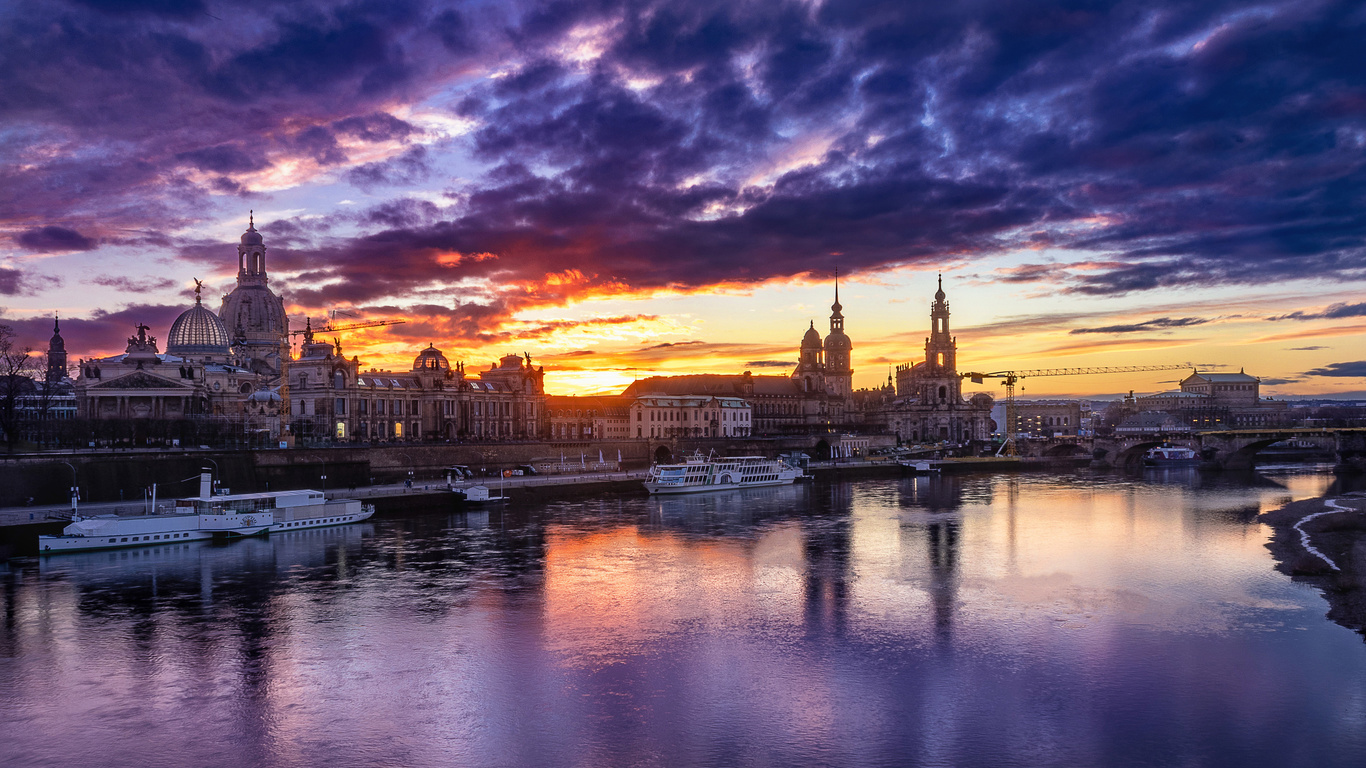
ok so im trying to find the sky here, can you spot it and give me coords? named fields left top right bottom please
left=1, top=0, right=1365, bottom=399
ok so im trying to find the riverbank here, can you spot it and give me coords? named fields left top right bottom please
left=1261, top=492, right=1366, bottom=639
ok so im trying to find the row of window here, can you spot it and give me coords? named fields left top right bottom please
left=641, top=410, right=749, bottom=422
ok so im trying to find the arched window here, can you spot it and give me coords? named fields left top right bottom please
left=938, top=386, right=946, bottom=400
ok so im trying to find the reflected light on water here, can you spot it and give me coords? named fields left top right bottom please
left=2, top=468, right=1364, bottom=767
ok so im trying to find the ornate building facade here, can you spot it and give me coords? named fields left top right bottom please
left=876, top=277, right=995, bottom=444
left=71, top=217, right=549, bottom=444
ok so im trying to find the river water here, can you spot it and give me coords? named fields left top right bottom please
left=2, top=468, right=1365, bottom=768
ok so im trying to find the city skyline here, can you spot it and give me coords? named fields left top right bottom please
left=3, top=1, right=1365, bottom=399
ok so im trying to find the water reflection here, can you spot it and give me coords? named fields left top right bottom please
left=2, top=469, right=1365, bottom=768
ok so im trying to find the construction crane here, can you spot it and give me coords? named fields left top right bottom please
left=279, top=317, right=408, bottom=440
left=959, top=364, right=1194, bottom=455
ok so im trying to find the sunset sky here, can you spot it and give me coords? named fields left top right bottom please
left=2, top=0, right=1364, bottom=398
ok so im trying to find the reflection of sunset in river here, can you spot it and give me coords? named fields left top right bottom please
left=5, top=470, right=1364, bottom=768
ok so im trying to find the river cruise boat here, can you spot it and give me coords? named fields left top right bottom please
left=644, top=454, right=803, bottom=495
left=1143, top=446, right=1199, bottom=466
left=39, top=476, right=374, bottom=555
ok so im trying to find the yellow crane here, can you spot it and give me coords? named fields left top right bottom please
left=959, top=364, right=1193, bottom=455
left=278, top=317, right=408, bottom=440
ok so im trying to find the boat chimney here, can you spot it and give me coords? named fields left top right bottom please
left=200, top=470, right=212, bottom=500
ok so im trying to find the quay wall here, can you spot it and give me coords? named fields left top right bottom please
left=0, top=436, right=862, bottom=507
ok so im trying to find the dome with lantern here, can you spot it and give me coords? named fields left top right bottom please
left=413, top=344, right=450, bottom=371
left=167, top=281, right=230, bottom=358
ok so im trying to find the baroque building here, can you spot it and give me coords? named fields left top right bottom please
left=71, top=217, right=549, bottom=444
left=221, top=213, right=289, bottom=375
left=876, top=276, right=995, bottom=444
left=621, top=279, right=855, bottom=436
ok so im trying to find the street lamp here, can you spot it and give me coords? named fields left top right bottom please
left=202, top=457, right=220, bottom=496
left=59, top=461, right=78, bottom=519
left=400, top=452, right=414, bottom=488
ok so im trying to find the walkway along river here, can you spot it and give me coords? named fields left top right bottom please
left=2, top=466, right=1364, bottom=768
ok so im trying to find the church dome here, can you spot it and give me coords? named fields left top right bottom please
left=167, top=299, right=230, bottom=357
left=413, top=344, right=450, bottom=371
left=241, top=217, right=264, bottom=246
left=802, top=321, right=823, bottom=348
left=220, top=284, right=287, bottom=339
left=824, top=327, right=851, bottom=351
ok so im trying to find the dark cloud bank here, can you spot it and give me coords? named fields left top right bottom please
left=4, top=0, right=1366, bottom=343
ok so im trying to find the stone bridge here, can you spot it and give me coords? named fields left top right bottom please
left=1087, top=428, right=1366, bottom=471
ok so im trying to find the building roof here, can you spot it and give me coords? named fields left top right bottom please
left=1185, top=371, right=1258, bottom=383
left=166, top=301, right=230, bottom=357
left=621, top=373, right=801, bottom=398
left=1140, top=390, right=1208, bottom=400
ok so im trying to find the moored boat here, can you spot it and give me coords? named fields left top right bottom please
left=644, top=453, right=803, bottom=494
left=38, top=473, right=374, bottom=554
left=1143, top=446, right=1199, bottom=466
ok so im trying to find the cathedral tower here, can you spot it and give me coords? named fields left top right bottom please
left=219, top=213, right=289, bottom=375
left=46, top=315, right=67, bottom=381
left=925, top=274, right=956, bottom=375
left=823, top=274, right=853, bottom=398
left=918, top=274, right=961, bottom=403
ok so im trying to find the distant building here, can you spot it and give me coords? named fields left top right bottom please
left=617, top=279, right=855, bottom=436
left=547, top=395, right=632, bottom=442
left=1011, top=401, right=1083, bottom=437
left=1134, top=369, right=1288, bottom=429
left=630, top=395, right=751, bottom=438
left=1115, top=411, right=1186, bottom=435
left=69, top=218, right=548, bottom=445
left=872, top=276, right=994, bottom=444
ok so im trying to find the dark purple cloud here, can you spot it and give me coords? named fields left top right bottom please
left=1069, top=317, right=1211, bottom=335
left=3, top=0, right=1366, bottom=339
left=1305, top=361, right=1366, bottom=378
left=0, top=267, right=22, bottom=295
left=1267, top=302, right=1366, bottom=321
left=1, top=303, right=184, bottom=356
left=15, top=226, right=97, bottom=252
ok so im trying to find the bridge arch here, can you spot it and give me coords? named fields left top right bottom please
left=1044, top=443, right=1088, bottom=458
left=653, top=445, right=673, bottom=465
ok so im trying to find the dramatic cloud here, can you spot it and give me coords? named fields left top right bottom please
left=0, top=267, right=21, bottom=295
left=4, top=0, right=1366, bottom=355
left=1267, top=302, right=1366, bottom=321
left=1305, top=361, right=1366, bottom=378
left=93, top=275, right=179, bottom=293
left=15, top=226, right=97, bottom=253
left=1287, top=346, right=1328, bottom=351
left=1069, top=317, right=1210, bottom=335
left=744, top=360, right=795, bottom=368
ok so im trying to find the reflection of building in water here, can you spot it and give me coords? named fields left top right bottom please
left=925, top=518, right=960, bottom=639
left=898, top=474, right=966, bottom=512
left=896, top=474, right=963, bottom=640
left=802, top=515, right=851, bottom=636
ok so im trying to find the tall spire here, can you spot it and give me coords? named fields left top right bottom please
left=249, top=209, right=254, bottom=229
left=53, top=313, right=60, bottom=334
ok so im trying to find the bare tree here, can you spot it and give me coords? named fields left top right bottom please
left=30, top=351, right=75, bottom=447
left=0, top=324, right=37, bottom=451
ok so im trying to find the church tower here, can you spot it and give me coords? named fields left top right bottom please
left=47, top=315, right=67, bottom=382
left=925, top=274, right=956, bottom=374
left=822, top=273, right=853, bottom=398
left=219, top=213, right=289, bottom=376
left=792, top=321, right=825, bottom=393
left=918, top=274, right=961, bottom=403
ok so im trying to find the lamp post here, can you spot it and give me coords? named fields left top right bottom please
left=202, top=457, right=219, bottom=496
left=59, top=461, right=78, bottom=519
left=400, top=452, right=414, bottom=489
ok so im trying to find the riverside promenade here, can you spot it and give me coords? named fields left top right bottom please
left=0, top=468, right=655, bottom=528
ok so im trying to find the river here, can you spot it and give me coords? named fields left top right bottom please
left=2, top=467, right=1364, bottom=767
